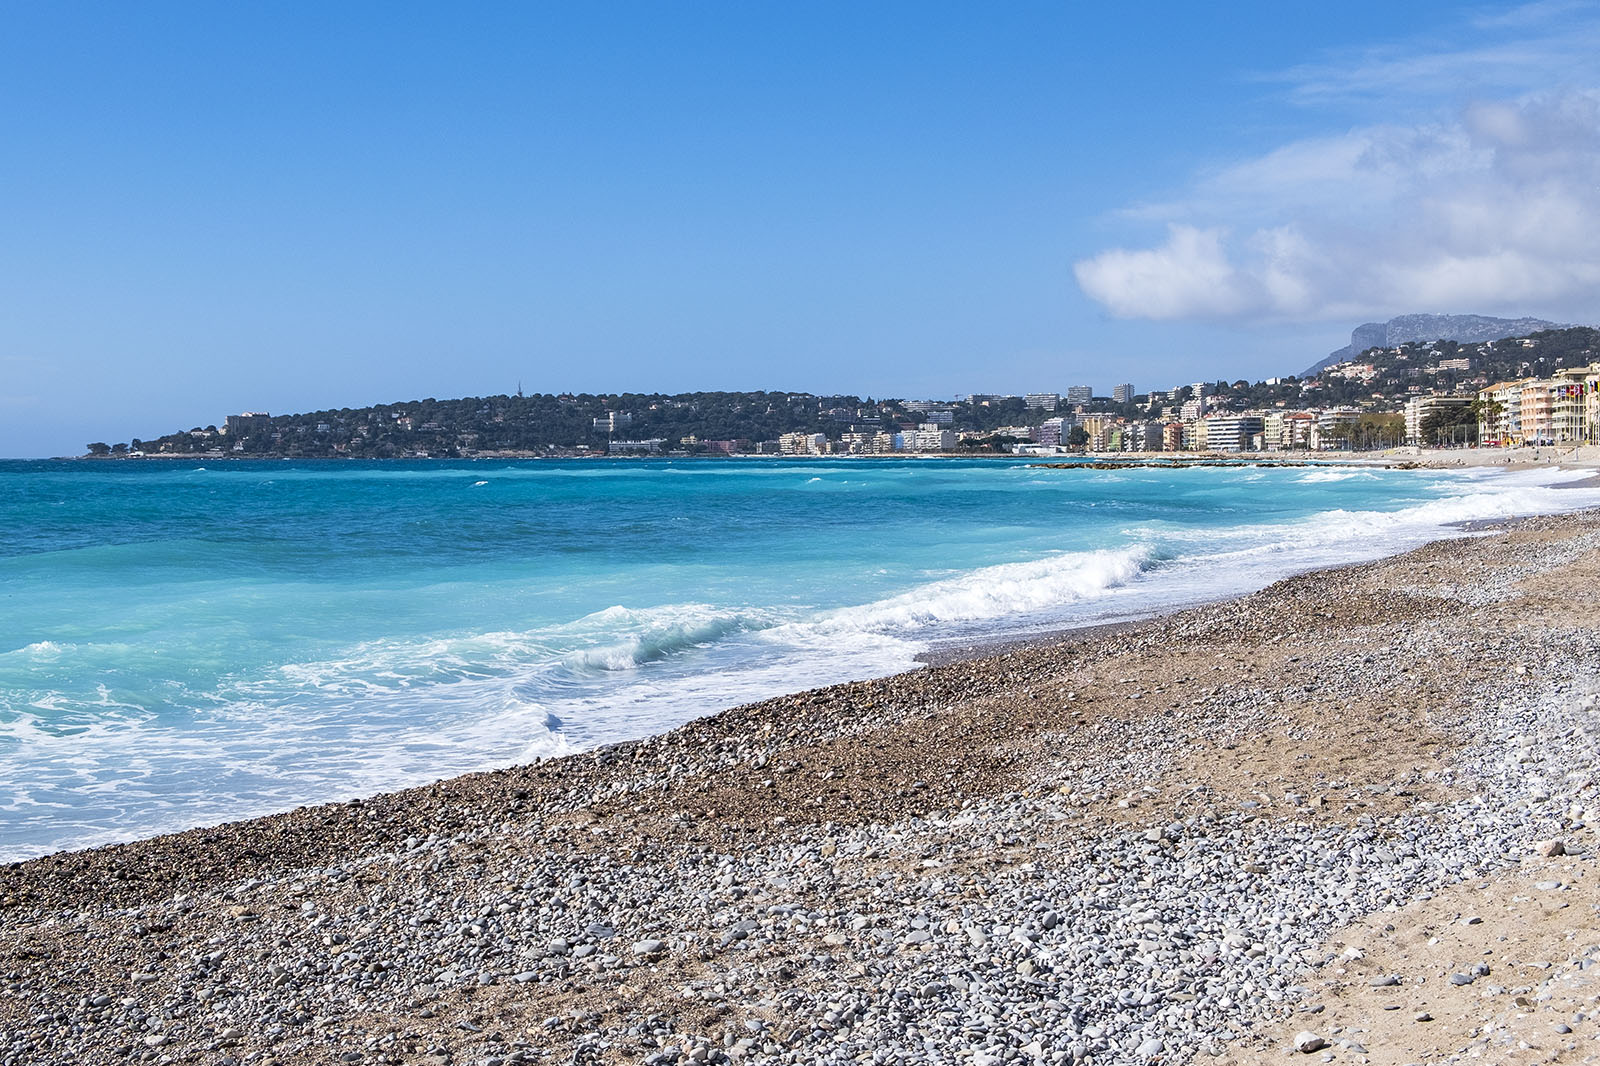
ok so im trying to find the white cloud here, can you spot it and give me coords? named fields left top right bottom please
left=1075, top=3, right=1600, bottom=325
left=1075, top=88, right=1600, bottom=323
left=1074, top=226, right=1248, bottom=319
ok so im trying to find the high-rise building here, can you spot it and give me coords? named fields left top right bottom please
left=1203, top=415, right=1264, bottom=453
left=1035, top=417, right=1068, bottom=446
left=1066, top=385, right=1093, bottom=404
left=1405, top=395, right=1473, bottom=446
left=1112, top=383, right=1135, bottom=403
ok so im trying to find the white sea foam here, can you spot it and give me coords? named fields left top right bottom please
left=558, top=604, right=772, bottom=673
left=9, top=640, right=65, bottom=660
left=789, top=546, right=1154, bottom=639
left=1294, top=469, right=1378, bottom=483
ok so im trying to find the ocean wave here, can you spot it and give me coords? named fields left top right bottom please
left=4, top=640, right=68, bottom=661
left=10, top=461, right=1600, bottom=860
left=1294, top=469, right=1378, bottom=483
left=783, top=545, right=1155, bottom=640
left=1092, top=467, right=1600, bottom=617
left=558, top=605, right=771, bottom=673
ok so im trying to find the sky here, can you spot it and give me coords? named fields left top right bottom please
left=2, top=1, right=1598, bottom=456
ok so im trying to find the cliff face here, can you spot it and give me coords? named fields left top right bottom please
left=1302, top=314, right=1570, bottom=378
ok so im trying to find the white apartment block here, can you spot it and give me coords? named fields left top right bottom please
left=1203, top=415, right=1263, bottom=453
left=905, top=426, right=957, bottom=452
left=778, top=432, right=828, bottom=455
left=1313, top=408, right=1362, bottom=451
left=838, top=431, right=895, bottom=454
left=1405, top=395, right=1472, bottom=445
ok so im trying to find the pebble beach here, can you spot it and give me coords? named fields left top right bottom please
left=4, top=509, right=1599, bottom=1066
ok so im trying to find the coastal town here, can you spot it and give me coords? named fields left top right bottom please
left=101, top=326, right=1600, bottom=460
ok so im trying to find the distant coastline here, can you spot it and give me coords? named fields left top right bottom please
left=74, top=325, right=1599, bottom=462
left=57, top=445, right=1600, bottom=473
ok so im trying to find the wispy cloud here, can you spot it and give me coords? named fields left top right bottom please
left=1469, top=0, right=1596, bottom=30
left=1268, top=0, right=1600, bottom=106
left=1075, top=4, right=1600, bottom=324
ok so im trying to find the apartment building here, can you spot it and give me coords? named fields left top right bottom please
left=608, top=438, right=664, bottom=455
left=1123, top=421, right=1163, bottom=451
left=838, top=431, right=895, bottom=454
left=1313, top=408, right=1362, bottom=451
left=1405, top=395, right=1473, bottom=445
left=1476, top=379, right=1529, bottom=445
left=778, top=432, right=828, bottom=455
left=1520, top=383, right=1555, bottom=445
left=1263, top=411, right=1316, bottom=451
left=1035, top=417, right=1067, bottom=446
left=904, top=426, right=957, bottom=452
left=1203, top=415, right=1263, bottom=453
left=1551, top=366, right=1597, bottom=444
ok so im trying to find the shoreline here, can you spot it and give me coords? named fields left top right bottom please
left=38, top=443, right=1600, bottom=469
left=6, top=454, right=1597, bottom=866
left=4, top=510, right=1599, bottom=1064
left=10, top=456, right=1597, bottom=865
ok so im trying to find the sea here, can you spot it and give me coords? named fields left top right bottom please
left=3, top=456, right=1598, bottom=859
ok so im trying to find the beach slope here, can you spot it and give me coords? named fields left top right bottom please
left=3, top=511, right=1598, bottom=1065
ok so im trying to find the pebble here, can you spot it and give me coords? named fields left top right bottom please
left=3, top=512, right=1599, bottom=1066
left=1294, top=1031, right=1326, bottom=1053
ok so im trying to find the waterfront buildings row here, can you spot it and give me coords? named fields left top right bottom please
left=637, top=407, right=1390, bottom=456
left=1474, top=364, right=1600, bottom=446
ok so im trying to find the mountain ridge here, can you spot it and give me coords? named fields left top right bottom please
left=1302, top=314, right=1573, bottom=378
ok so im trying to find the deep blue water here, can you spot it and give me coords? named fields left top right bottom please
left=3, top=456, right=1596, bottom=858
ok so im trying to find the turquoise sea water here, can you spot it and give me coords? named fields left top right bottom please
left=3, top=456, right=1597, bottom=858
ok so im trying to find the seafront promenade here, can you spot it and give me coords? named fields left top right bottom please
left=2, top=505, right=1599, bottom=1064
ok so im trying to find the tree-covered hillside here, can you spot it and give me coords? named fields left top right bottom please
left=99, top=327, right=1600, bottom=458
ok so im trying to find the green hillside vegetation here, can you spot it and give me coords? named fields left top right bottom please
left=104, top=327, right=1600, bottom=458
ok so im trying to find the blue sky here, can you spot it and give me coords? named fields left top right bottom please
left=3, top=1, right=1598, bottom=455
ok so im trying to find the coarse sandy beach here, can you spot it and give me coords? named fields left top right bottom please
left=3, top=497, right=1600, bottom=1065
